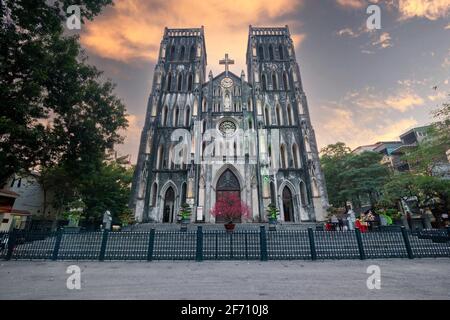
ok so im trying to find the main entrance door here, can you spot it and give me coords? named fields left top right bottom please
left=282, top=186, right=294, bottom=222
left=163, top=187, right=175, bottom=223
left=216, top=169, right=240, bottom=223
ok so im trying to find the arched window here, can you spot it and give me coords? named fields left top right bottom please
left=262, top=74, right=267, bottom=91
left=258, top=45, right=264, bottom=60
left=173, top=106, right=179, bottom=127
left=181, top=183, right=187, bottom=204
left=269, top=45, right=274, bottom=60
left=190, top=45, right=196, bottom=60
left=169, top=45, right=176, bottom=61
left=300, top=181, right=308, bottom=206
left=184, top=106, right=190, bottom=126
left=276, top=105, right=282, bottom=125
left=278, top=44, right=284, bottom=60
left=166, top=73, right=172, bottom=91
left=151, top=182, right=158, bottom=206
left=264, top=107, right=270, bottom=126
left=280, top=144, right=288, bottom=169
left=202, top=119, right=206, bottom=133
left=287, top=104, right=293, bottom=126
left=292, top=143, right=300, bottom=168
left=179, top=46, right=185, bottom=60
left=272, top=73, right=278, bottom=90
left=283, top=72, right=289, bottom=91
left=168, top=145, right=174, bottom=169
left=161, top=106, right=168, bottom=126
left=270, top=181, right=276, bottom=205
left=177, top=74, right=183, bottom=91
left=157, top=145, right=164, bottom=169
left=187, top=74, right=193, bottom=91
left=248, top=98, right=253, bottom=111
left=202, top=99, right=207, bottom=112
left=248, top=119, right=253, bottom=130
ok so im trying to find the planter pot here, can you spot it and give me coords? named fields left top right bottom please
left=268, top=217, right=277, bottom=231
left=181, top=218, right=190, bottom=224
left=224, top=222, right=236, bottom=233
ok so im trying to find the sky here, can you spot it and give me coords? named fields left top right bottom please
left=74, top=0, right=450, bottom=163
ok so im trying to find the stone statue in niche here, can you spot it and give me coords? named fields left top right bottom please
left=223, top=90, right=231, bottom=111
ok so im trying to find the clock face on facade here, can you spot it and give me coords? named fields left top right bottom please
left=218, top=120, right=237, bottom=136
left=220, top=77, right=233, bottom=88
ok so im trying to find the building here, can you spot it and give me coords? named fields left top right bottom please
left=352, top=143, right=382, bottom=154
left=130, top=26, right=329, bottom=224
left=0, top=173, right=58, bottom=231
left=0, top=189, right=30, bottom=231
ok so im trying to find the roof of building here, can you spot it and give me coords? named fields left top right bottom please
left=399, top=125, right=432, bottom=139
left=0, top=189, right=19, bottom=198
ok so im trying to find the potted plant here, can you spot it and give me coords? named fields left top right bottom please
left=210, top=193, right=250, bottom=232
left=267, top=203, right=279, bottom=231
left=178, top=203, right=192, bottom=231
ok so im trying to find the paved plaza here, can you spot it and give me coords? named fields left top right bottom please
left=0, top=258, right=449, bottom=299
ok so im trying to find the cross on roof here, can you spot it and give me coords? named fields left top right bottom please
left=219, top=53, right=234, bottom=76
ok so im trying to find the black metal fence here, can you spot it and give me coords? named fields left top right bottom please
left=1, top=226, right=449, bottom=261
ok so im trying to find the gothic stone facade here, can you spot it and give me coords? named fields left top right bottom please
left=130, top=26, right=329, bottom=223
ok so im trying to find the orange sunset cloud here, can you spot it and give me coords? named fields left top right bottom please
left=80, top=0, right=305, bottom=73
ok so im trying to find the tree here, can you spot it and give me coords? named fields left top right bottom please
left=79, top=161, right=134, bottom=226
left=379, top=173, right=450, bottom=211
left=320, top=143, right=390, bottom=209
left=320, top=142, right=352, bottom=208
left=0, top=0, right=125, bottom=186
left=210, top=193, right=251, bottom=224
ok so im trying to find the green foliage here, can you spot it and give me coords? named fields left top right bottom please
left=0, top=0, right=124, bottom=186
left=178, top=203, right=192, bottom=220
left=320, top=143, right=390, bottom=209
left=266, top=203, right=280, bottom=219
left=79, top=161, right=134, bottom=225
left=402, top=100, right=450, bottom=175
left=379, top=172, right=450, bottom=210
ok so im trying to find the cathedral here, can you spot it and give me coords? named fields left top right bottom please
left=130, top=26, right=329, bottom=224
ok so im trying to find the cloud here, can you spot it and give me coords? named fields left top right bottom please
left=336, top=27, right=360, bottom=37
left=371, top=32, right=393, bottom=48
left=397, top=0, right=450, bottom=21
left=428, top=91, right=447, bottom=101
left=335, top=0, right=366, bottom=8
left=80, top=0, right=305, bottom=74
left=384, top=90, right=424, bottom=111
left=345, top=85, right=425, bottom=112
left=317, top=105, right=418, bottom=149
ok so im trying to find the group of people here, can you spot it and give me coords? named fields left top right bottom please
left=325, top=209, right=380, bottom=232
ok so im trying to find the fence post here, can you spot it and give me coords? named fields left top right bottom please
left=5, top=230, right=17, bottom=261
left=355, top=228, right=366, bottom=260
left=52, top=228, right=63, bottom=261
left=147, top=229, right=155, bottom=261
left=98, top=229, right=109, bottom=261
left=400, top=226, right=414, bottom=259
left=196, top=226, right=203, bottom=262
left=259, top=226, right=268, bottom=261
left=308, top=228, right=317, bottom=261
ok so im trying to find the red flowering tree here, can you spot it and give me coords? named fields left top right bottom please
left=210, top=193, right=251, bottom=223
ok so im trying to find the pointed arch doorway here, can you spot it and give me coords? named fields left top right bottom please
left=163, top=187, right=175, bottom=223
left=216, top=169, right=241, bottom=223
left=282, top=186, right=294, bottom=222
